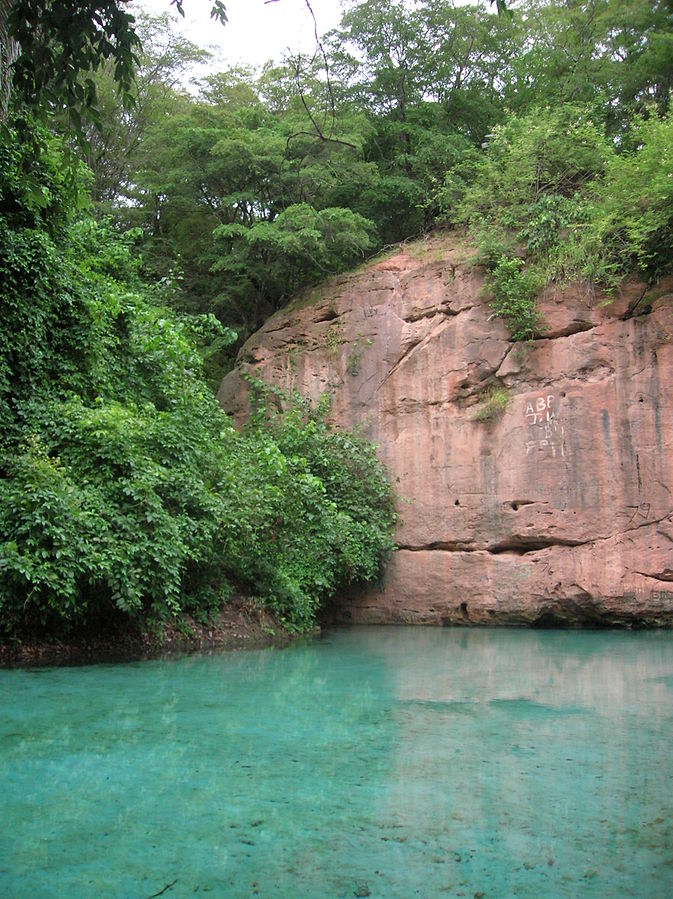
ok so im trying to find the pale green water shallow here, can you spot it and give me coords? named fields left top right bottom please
left=1, top=628, right=673, bottom=898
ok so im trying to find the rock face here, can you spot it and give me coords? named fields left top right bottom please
left=219, top=235, right=673, bottom=626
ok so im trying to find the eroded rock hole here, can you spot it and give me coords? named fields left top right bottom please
left=314, top=309, right=339, bottom=323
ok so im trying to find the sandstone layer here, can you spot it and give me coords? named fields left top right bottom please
left=219, top=235, right=673, bottom=626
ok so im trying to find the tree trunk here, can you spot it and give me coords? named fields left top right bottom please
left=0, top=0, right=19, bottom=120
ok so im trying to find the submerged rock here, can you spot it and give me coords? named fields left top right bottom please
left=219, top=235, right=673, bottom=627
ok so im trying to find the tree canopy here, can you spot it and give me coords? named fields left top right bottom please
left=0, top=0, right=226, bottom=123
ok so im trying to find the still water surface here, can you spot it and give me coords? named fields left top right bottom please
left=1, top=627, right=673, bottom=898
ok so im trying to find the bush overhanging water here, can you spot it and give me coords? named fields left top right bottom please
left=0, top=124, right=396, bottom=640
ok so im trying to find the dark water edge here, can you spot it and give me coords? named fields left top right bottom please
left=3, top=611, right=673, bottom=670
left=0, top=599, right=303, bottom=670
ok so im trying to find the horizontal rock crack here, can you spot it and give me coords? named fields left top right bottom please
left=397, top=538, right=589, bottom=555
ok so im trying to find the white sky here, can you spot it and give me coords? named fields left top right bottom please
left=131, top=0, right=347, bottom=70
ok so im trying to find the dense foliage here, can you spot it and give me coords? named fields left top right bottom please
left=454, top=107, right=673, bottom=335
left=0, top=126, right=395, bottom=639
left=0, top=1, right=226, bottom=123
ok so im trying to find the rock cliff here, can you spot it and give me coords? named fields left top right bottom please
left=219, top=235, right=673, bottom=626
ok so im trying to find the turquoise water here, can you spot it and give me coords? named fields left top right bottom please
left=1, top=627, right=673, bottom=898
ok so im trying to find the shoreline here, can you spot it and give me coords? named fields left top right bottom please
left=0, top=598, right=310, bottom=669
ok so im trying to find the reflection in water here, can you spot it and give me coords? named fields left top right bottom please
left=1, top=627, right=672, bottom=897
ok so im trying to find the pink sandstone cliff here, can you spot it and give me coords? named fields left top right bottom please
left=218, top=235, right=673, bottom=627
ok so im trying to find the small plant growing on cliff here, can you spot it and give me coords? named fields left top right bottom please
left=346, top=334, right=371, bottom=376
left=473, top=386, right=510, bottom=422
left=287, top=343, right=303, bottom=372
left=487, top=256, right=540, bottom=341
left=324, top=324, right=344, bottom=355
left=347, top=341, right=362, bottom=376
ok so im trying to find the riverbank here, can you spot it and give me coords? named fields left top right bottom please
left=0, top=597, right=304, bottom=668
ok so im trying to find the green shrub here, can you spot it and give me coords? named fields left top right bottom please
left=473, top=386, right=510, bottom=422
left=518, top=193, right=575, bottom=255
left=458, top=105, right=608, bottom=236
left=569, top=113, right=673, bottom=282
left=459, top=106, right=673, bottom=300
left=0, top=126, right=397, bottom=639
left=240, top=380, right=397, bottom=627
left=475, top=234, right=517, bottom=271
left=486, top=256, right=541, bottom=341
